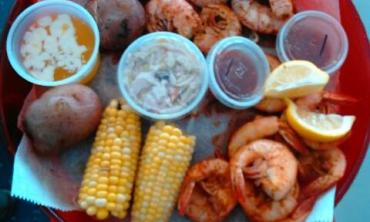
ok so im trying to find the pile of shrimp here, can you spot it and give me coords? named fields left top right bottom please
left=178, top=93, right=350, bottom=222
left=145, top=0, right=295, bottom=53
left=177, top=56, right=352, bottom=222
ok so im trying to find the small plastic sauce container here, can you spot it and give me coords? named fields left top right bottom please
left=276, top=10, right=348, bottom=75
left=6, top=0, right=100, bottom=86
left=207, top=36, right=269, bottom=109
left=117, top=32, right=208, bottom=120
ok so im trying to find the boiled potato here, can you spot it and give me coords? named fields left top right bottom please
left=24, top=84, right=102, bottom=155
left=87, top=0, right=146, bottom=50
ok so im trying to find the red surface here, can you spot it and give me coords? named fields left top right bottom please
left=294, top=0, right=341, bottom=20
left=0, top=0, right=369, bottom=221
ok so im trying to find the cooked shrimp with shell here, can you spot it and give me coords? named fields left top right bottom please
left=194, top=4, right=241, bottom=53
left=230, top=139, right=299, bottom=221
left=188, top=0, right=228, bottom=7
left=178, top=158, right=237, bottom=222
left=231, top=0, right=293, bottom=34
left=298, top=148, right=346, bottom=200
left=146, top=0, right=202, bottom=38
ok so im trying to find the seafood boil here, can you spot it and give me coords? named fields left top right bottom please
left=5, top=0, right=358, bottom=222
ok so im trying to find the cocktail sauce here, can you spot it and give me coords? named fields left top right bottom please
left=214, top=49, right=258, bottom=100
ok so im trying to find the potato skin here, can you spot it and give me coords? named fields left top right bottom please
left=24, top=84, right=102, bottom=155
left=87, top=0, right=146, bottom=50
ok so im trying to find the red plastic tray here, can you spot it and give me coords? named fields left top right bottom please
left=0, top=0, right=369, bottom=221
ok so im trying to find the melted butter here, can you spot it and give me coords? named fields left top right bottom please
left=54, top=16, right=95, bottom=81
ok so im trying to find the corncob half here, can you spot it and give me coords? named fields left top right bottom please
left=132, top=121, right=195, bottom=222
left=78, top=99, right=141, bottom=220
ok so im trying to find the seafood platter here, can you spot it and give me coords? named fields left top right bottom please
left=0, top=0, right=369, bottom=221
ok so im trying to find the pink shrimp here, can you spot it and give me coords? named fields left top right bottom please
left=230, top=139, right=299, bottom=221
left=178, top=158, right=237, bottom=222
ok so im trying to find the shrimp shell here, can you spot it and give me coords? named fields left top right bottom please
left=265, top=53, right=281, bottom=70
left=254, top=97, right=286, bottom=113
left=178, top=158, right=237, bottom=222
left=231, top=0, right=288, bottom=34
left=188, top=0, right=228, bottom=7
left=241, top=182, right=299, bottom=222
left=269, top=0, right=293, bottom=18
left=228, top=116, right=280, bottom=157
left=146, top=0, right=202, bottom=38
left=230, top=139, right=298, bottom=201
left=299, top=148, right=346, bottom=201
left=194, top=4, right=241, bottom=53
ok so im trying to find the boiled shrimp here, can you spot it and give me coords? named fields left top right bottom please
left=266, top=53, right=281, bottom=70
left=254, top=90, right=351, bottom=115
left=146, top=0, right=202, bottom=38
left=178, top=158, right=237, bottom=222
left=298, top=148, right=346, bottom=200
left=230, top=139, right=298, bottom=221
left=240, top=181, right=299, bottom=222
left=254, top=97, right=286, bottom=113
left=295, top=91, right=357, bottom=113
left=228, top=116, right=306, bottom=156
left=278, top=195, right=315, bottom=222
left=194, top=4, right=241, bottom=53
left=278, top=119, right=310, bottom=155
left=231, top=0, right=289, bottom=34
left=269, top=0, right=293, bottom=18
left=230, top=139, right=298, bottom=201
left=302, top=135, right=349, bottom=151
left=228, top=116, right=280, bottom=157
left=188, top=0, right=228, bottom=7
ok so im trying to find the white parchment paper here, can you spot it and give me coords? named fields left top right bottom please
left=11, top=54, right=335, bottom=221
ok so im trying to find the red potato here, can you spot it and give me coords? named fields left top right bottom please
left=87, top=0, right=146, bottom=50
left=24, top=84, right=102, bottom=155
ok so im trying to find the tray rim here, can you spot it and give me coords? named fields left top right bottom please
left=0, top=0, right=369, bottom=221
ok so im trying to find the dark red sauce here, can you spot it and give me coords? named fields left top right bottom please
left=214, top=49, right=258, bottom=100
left=284, top=18, right=339, bottom=69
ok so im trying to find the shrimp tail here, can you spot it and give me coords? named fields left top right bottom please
left=278, top=120, right=310, bottom=155
left=290, top=195, right=317, bottom=221
left=177, top=181, right=196, bottom=215
left=319, top=91, right=358, bottom=113
left=300, top=178, right=337, bottom=202
left=231, top=167, right=246, bottom=203
left=322, top=91, right=358, bottom=104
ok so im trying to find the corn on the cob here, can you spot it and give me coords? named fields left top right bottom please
left=132, top=121, right=195, bottom=222
left=78, top=99, right=141, bottom=220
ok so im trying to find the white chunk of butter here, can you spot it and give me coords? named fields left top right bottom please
left=20, top=14, right=88, bottom=81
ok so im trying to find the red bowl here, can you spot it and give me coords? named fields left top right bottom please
left=0, top=0, right=369, bottom=221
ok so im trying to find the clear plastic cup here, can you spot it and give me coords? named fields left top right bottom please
left=6, top=0, right=100, bottom=86
left=117, top=32, right=209, bottom=120
left=207, top=36, right=269, bottom=109
left=276, top=10, right=349, bottom=75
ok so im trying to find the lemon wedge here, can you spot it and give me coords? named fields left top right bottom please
left=264, top=60, right=329, bottom=98
left=285, top=99, right=356, bottom=142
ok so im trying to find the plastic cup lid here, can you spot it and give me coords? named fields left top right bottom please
left=207, top=36, right=269, bottom=109
left=276, top=10, right=349, bottom=74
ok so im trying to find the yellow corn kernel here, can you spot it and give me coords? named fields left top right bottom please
left=78, top=99, right=141, bottom=220
left=132, top=122, right=195, bottom=222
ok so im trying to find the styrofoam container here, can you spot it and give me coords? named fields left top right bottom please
left=6, top=0, right=100, bottom=86
left=117, top=32, right=209, bottom=120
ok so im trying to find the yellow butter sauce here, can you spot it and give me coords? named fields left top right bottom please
left=54, top=15, right=95, bottom=81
